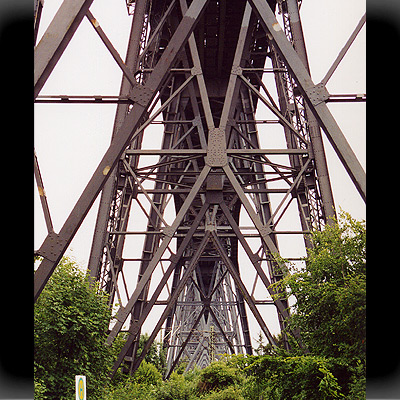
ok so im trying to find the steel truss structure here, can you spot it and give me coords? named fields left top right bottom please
left=34, top=0, right=365, bottom=377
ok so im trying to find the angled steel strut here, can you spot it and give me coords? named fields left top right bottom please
left=34, top=0, right=211, bottom=301
left=34, top=0, right=365, bottom=375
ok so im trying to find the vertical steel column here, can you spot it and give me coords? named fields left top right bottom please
left=35, top=0, right=364, bottom=378
left=34, top=0, right=44, bottom=46
left=34, top=0, right=211, bottom=301
left=248, top=0, right=366, bottom=201
left=285, top=0, right=335, bottom=221
left=88, top=0, right=149, bottom=282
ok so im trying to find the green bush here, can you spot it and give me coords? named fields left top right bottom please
left=133, top=360, right=163, bottom=386
left=272, top=211, right=366, bottom=363
left=246, top=355, right=345, bottom=399
left=201, top=386, right=244, bottom=400
left=197, top=361, right=244, bottom=394
left=104, top=362, right=162, bottom=400
left=34, top=257, right=113, bottom=400
left=104, top=378, right=154, bottom=400
left=154, top=371, right=195, bottom=400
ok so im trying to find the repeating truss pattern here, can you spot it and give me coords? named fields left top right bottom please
left=34, top=0, right=365, bottom=377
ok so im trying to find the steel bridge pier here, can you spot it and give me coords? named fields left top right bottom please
left=34, top=0, right=365, bottom=377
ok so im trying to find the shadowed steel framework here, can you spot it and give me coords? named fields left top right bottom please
left=34, top=0, right=365, bottom=377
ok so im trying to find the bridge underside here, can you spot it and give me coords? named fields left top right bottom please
left=91, top=0, right=324, bottom=375
left=34, top=0, right=366, bottom=378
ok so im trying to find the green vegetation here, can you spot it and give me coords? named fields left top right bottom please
left=34, top=211, right=365, bottom=399
left=272, top=210, right=366, bottom=363
left=34, top=257, right=113, bottom=399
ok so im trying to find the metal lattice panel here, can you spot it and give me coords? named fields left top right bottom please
left=34, top=0, right=365, bottom=377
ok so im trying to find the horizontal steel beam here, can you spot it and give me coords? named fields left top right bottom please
left=34, top=0, right=211, bottom=301
left=35, top=95, right=133, bottom=104
left=248, top=0, right=366, bottom=201
left=132, top=188, right=293, bottom=194
left=327, top=94, right=366, bottom=103
left=34, top=0, right=95, bottom=98
left=229, top=149, right=309, bottom=155
left=109, top=231, right=307, bottom=238
left=155, top=300, right=275, bottom=306
left=124, top=148, right=309, bottom=155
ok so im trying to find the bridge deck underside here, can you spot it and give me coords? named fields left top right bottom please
left=87, top=0, right=325, bottom=375
left=33, top=0, right=365, bottom=378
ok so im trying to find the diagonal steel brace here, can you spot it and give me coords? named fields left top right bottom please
left=34, top=0, right=211, bottom=301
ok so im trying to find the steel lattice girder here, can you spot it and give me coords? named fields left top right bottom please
left=34, top=0, right=212, bottom=300
left=34, top=0, right=365, bottom=377
left=248, top=0, right=365, bottom=201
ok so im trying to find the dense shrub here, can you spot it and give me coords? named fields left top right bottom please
left=133, top=360, right=163, bottom=386
left=245, top=355, right=344, bottom=399
left=272, top=211, right=366, bottom=363
left=202, top=386, right=245, bottom=400
left=34, top=257, right=113, bottom=400
left=155, top=371, right=196, bottom=400
left=197, top=361, right=244, bottom=394
left=104, top=378, right=154, bottom=400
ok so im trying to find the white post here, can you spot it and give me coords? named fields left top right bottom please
left=75, top=376, right=86, bottom=400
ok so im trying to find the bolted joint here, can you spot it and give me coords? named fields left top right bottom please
left=192, top=115, right=202, bottom=127
left=231, top=65, right=242, bottom=75
left=169, top=253, right=180, bottom=265
left=191, top=66, right=202, bottom=76
left=205, top=222, right=217, bottom=232
left=129, top=83, right=153, bottom=107
left=205, top=128, right=228, bottom=167
left=258, top=225, right=272, bottom=238
left=162, top=226, right=175, bottom=238
left=305, top=83, right=329, bottom=106
left=37, top=232, right=68, bottom=263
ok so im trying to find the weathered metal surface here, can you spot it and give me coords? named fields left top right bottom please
left=34, top=0, right=365, bottom=376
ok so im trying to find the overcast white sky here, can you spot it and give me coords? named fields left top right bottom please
left=34, top=0, right=366, bottom=337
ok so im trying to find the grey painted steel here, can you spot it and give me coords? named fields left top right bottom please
left=34, top=0, right=211, bottom=301
left=85, top=10, right=138, bottom=88
left=88, top=1, right=148, bottom=283
left=165, top=306, right=207, bottom=378
left=107, top=166, right=211, bottom=342
left=34, top=0, right=95, bottom=98
left=248, top=0, right=366, bottom=201
left=34, top=0, right=44, bottom=46
left=111, top=230, right=212, bottom=375
left=320, top=13, right=366, bottom=86
left=34, top=150, right=54, bottom=234
left=35, top=0, right=364, bottom=376
left=277, top=0, right=336, bottom=222
left=210, top=232, right=276, bottom=346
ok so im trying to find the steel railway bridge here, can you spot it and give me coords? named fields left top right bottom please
left=34, top=0, right=365, bottom=377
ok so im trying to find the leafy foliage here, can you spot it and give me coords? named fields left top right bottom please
left=34, top=212, right=366, bottom=399
left=272, top=212, right=366, bottom=360
left=154, top=371, right=196, bottom=400
left=104, top=378, right=154, bottom=400
left=197, top=361, right=243, bottom=394
left=138, top=332, right=167, bottom=374
left=34, top=257, right=113, bottom=399
left=105, top=361, right=163, bottom=400
left=133, top=360, right=163, bottom=386
left=201, top=386, right=245, bottom=400
left=245, top=355, right=344, bottom=399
